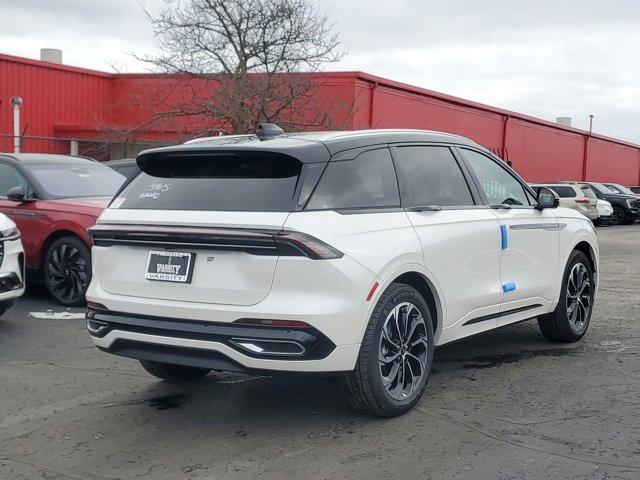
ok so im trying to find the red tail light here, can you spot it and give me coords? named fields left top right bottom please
left=574, top=199, right=591, bottom=204
left=275, top=231, right=343, bottom=260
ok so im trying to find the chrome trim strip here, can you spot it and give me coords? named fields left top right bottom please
left=0, top=234, right=21, bottom=242
left=509, top=223, right=567, bottom=231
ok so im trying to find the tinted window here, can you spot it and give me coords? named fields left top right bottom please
left=0, top=163, right=29, bottom=197
left=461, top=149, right=531, bottom=206
left=395, top=146, right=473, bottom=207
left=117, top=153, right=301, bottom=211
left=547, top=186, right=576, bottom=198
left=307, top=149, right=399, bottom=210
left=581, top=186, right=597, bottom=199
left=26, top=163, right=125, bottom=198
left=115, top=165, right=140, bottom=179
left=589, top=183, right=615, bottom=195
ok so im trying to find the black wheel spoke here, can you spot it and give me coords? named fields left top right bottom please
left=46, top=240, right=90, bottom=305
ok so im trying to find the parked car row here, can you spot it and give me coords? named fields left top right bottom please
left=530, top=181, right=640, bottom=225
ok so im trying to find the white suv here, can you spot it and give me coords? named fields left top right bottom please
left=0, top=213, right=25, bottom=315
left=530, top=183, right=599, bottom=221
left=86, top=127, right=599, bottom=417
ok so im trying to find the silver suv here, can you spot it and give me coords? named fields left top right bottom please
left=531, top=183, right=599, bottom=221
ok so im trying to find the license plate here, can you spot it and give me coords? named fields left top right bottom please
left=145, top=251, right=195, bottom=283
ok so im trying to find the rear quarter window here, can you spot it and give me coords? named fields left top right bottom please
left=306, top=148, right=400, bottom=210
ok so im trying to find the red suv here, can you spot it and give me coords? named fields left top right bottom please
left=0, top=153, right=125, bottom=305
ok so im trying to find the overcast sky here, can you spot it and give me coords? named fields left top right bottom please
left=1, top=0, right=639, bottom=142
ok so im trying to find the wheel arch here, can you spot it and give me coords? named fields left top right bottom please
left=40, top=230, right=90, bottom=270
left=572, top=240, right=597, bottom=275
left=364, top=264, right=446, bottom=345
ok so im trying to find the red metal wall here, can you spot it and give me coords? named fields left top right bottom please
left=353, top=74, right=640, bottom=184
left=2, top=53, right=639, bottom=184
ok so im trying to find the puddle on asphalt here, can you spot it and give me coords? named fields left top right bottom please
left=437, top=347, right=579, bottom=370
left=146, top=394, right=188, bottom=410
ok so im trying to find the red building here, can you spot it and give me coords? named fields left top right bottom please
left=1, top=52, right=639, bottom=184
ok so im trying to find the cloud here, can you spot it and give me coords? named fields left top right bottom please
left=1, top=0, right=639, bottom=142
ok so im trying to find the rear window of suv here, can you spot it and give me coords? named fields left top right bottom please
left=114, top=152, right=302, bottom=211
left=547, top=186, right=576, bottom=198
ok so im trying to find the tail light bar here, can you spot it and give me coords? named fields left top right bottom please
left=89, top=225, right=343, bottom=260
left=574, top=199, right=591, bottom=204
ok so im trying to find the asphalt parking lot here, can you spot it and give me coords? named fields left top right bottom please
left=1, top=225, right=639, bottom=480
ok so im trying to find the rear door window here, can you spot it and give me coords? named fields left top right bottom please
left=394, top=146, right=474, bottom=207
left=306, top=148, right=400, bottom=210
left=548, top=186, right=576, bottom=198
left=115, top=152, right=302, bottom=211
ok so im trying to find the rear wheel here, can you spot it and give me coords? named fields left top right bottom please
left=538, top=251, right=594, bottom=342
left=346, top=283, right=435, bottom=417
left=140, top=360, right=211, bottom=382
left=43, top=236, right=91, bottom=307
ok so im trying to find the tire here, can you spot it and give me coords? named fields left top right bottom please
left=345, top=283, right=435, bottom=417
left=538, top=251, right=594, bottom=343
left=139, top=360, right=211, bottom=382
left=43, top=236, right=91, bottom=307
left=0, top=299, right=15, bottom=317
left=611, top=206, right=627, bottom=225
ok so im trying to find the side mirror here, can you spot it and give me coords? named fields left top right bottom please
left=536, top=186, right=559, bottom=210
left=6, top=186, right=26, bottom=202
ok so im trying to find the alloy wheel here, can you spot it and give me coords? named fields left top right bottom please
left=379, top=302, right=429, bottom=401
left=47, top=243, right=88, bottom=303
left=566, top=263, right=592, bottom=333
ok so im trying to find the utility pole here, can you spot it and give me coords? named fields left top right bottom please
left=10, top=97, right=23, bottom=153
left=589, top=114, right=594, bottom=135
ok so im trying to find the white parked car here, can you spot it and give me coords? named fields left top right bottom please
left=595, top=199, right=614, bottom=225
left=86, top=127, right=599, bottom=417
left=0, top=213, right=25, bottom=315
left=530, top=183, right=599, bottom=221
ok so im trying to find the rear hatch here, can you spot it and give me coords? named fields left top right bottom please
left=92, top=145, right=326, bottom=306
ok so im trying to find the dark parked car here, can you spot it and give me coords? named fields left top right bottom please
left=562, top=182, right=640, bottom=225
left=604, top=183, right=640, bottom=198
left=103, top=158, right=140, bottom=180
left=630, top=186, right=640, bottom=194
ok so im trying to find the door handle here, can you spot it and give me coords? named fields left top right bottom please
left=405, top=205, right=442, bottom=212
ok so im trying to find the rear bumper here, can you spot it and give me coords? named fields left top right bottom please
left=87, top=309, right=360, bottom=373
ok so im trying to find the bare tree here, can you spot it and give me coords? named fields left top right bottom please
left=135, top=0, right=348, bottom=134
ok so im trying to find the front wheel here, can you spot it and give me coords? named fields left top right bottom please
left=538, top=251, right=595, bottom=342
left=43, top=236, right=91, bottom=307
left=345, top=283, right=435, bottom=417
left=611, top=206, right=627, bottom=225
